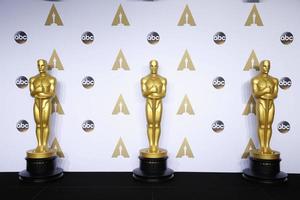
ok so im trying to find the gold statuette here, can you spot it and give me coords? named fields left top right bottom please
left=250, top=60, right=280, bottom=160
left=140, top=60, right=167, bottom=158
left=27, top=59, right=57, bottom=159
left=133, top=59, right=174, bottom=182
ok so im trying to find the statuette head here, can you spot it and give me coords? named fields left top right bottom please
left=150, top=59, right=158, bottom=74
left=37, top=59, right=47, bottom=73
left=260, top=60, right=270, bottom=74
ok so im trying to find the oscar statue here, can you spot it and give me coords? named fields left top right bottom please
left=243, top=60, right=288, bottom=183
left=19, top=59, right=63, bottom=182
left=133, top=60, right=174, bottom=182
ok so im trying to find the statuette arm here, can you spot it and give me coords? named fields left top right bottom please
left=252, top=79, right=270, bottom=98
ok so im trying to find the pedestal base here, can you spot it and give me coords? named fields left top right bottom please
left=243, top=157, right=287, bottom=184
left=133, top=156, right=174, bottom=182
left=19, top=156, right=63, bottom=183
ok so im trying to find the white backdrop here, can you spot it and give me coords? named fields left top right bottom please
left=0, top=0, right=299, bottom=173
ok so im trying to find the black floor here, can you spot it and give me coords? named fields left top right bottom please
left=0, top=172, right=299, bottom=200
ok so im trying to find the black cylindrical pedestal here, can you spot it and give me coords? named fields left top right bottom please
left=243, top=157, right=288, bottom=184
left=133, top=156, right=174, bottom=182
left=19, top=156, right=63, bottom=183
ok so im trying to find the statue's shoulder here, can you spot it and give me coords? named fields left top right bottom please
left=157, top=75, right=166, bottom=82
left=141, top=75, right=150, bottom=83
left=270, top=75, right=278, bottom=83
left=47, top=74, right=56, bottom=82
left=251, top=75, right=260, bottom=83
left=29, top=74, right=38, bottom=82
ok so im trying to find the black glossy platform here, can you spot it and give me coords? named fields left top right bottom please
left=19, top=156, right=63, bottom=183
left=243, top=157, right=288, bottom=184
left=133, top=156, right=174, bottom=182
left=0, top=172, right=300, bottom=200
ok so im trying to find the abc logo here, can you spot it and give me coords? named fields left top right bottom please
left=277, top=121, right=290, bottom=133
left=280, top=32, right=293, bottom=45
left=16, top=120, right=29, bottom=132
left=213, top=77, right=225, bottom=89
left=212, top=120, right=224, bottom=133
left=82, top=120, right=95, bottom=132
left=14, top=31, right=27, bottom=44
left=279, top=77, right=292, bottom=90
left=15, top=76, right=29, bottom=89
left=147, top=32, right=160, bottom=44
left=82, top=76, right=95, bottom=89
left=213, top=32, right=226, bottom=45
left=81, top=31, right=94, bottom=44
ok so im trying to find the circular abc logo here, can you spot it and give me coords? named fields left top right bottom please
left=279, top=77, right=292, bottom=90
left=147, top=32, right=160, bottom=45
left=213, top=77, right=225, bottom=89
left=212, top=120, right=224, bottom=133
left=82, top=76, right=95, bottom=89
left=82, top=120, right=95, bottom=132
left=15, top=76, right=29, bottom=89
left=277, top=121, right=290, bottom=133
left=81, top=31, right=94, bottom=44
left=16, top=120, right=29, bottom=132
left=213, top=32, right=226, bottom=45
left=280, top=32, right=293, bottom=45
left=14, top=31, right=27, bottom=44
